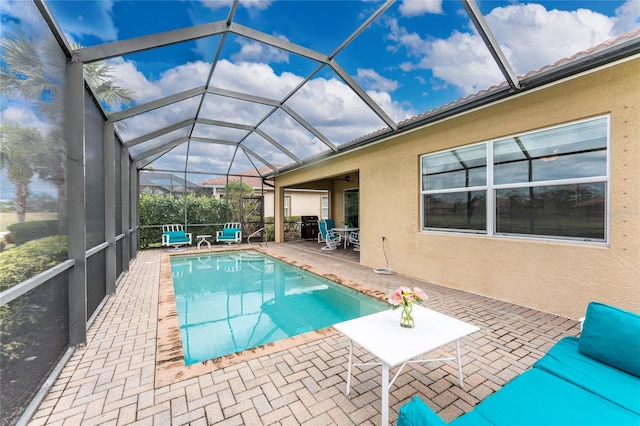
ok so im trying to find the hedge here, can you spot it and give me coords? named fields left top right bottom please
left=139, top=193, right=233, bottom=248
left=6, top=220, right=60, bottom=245
left=0, top=235, right=68, bottom=291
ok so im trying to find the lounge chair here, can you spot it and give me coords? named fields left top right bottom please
left=349, top=231, right=360, bottom=251
left=321, top=229, right=341, bottom=250
left=161, top=224, right=192, bottom=251
left=317, top=219, right=335, bottom=243
left=216, top=222, right=242, bottom=246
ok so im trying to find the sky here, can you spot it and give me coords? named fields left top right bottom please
left=1, top=0, right=639, bottom=188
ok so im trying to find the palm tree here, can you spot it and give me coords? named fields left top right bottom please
left=71, top=41, right=134, bottom=111
left=1, top=34, right=134, bottom=226
left=0, top=124, right=44, bottom=222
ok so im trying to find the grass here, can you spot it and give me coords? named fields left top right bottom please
left=0, top=212, right=58, bottom=232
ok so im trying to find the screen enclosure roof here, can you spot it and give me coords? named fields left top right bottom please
left=36, top=0, right=640, bottom=181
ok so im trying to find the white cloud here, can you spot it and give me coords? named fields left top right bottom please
left=286, top=74, right=414, bottom=142
left=484, top=3, right=620, bottom=74
left=385, top=2, right=638, bottom=95
left=239, top=0, right=274, bottom=11
left=199, top=0, right=273, bottom=12
left=211, top=60, right=302, bottom=100
left=231, top=36, right=290, bottom=64
left=399, top=0, right=443, bottom=17
left=111, top=57, right=414, bottom=169
left=109, top=59, right=211, bottom=105
left=613, top=0, right=640, bottom=34
left=0, top=106, right=51, bottom=134
left=356, top=68, right=400, bottom=92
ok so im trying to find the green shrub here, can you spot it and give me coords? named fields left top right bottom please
left=139, top=193, right=234, bottom=248
left=6, top=220, right=59, bottom=245
left=0, top=235, right=67, bottom=361
left=0, top=236, right=68, bottom=291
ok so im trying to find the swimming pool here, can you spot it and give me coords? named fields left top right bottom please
left=170, top=251, right=387, bottom=365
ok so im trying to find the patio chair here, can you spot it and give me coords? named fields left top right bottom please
left=349, top=231, right=360, bottom=251
left=161, top=224, right=192, bottom=251
left=216, top=222, right=242, bottom=246
left=321, top=230, right=341, bottom=251
left=317, top=219, right=335, bottom=243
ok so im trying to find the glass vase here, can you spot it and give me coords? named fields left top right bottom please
left=400, top=304, right=415, bottom=328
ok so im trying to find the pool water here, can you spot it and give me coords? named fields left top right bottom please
left=170, top=251, right=387, bottom=365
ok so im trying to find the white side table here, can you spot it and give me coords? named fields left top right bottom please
left=196, top=235, right=211, bottom=250
left=334, top=306, right=479, bottom=426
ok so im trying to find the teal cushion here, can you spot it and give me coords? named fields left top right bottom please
left=535, top=337, right=640, bottom=414
left=397, top=397, right=447, bottom=426
left=579, top=302, right=640, bottom=377
left=166, top=231, right=185, bottom=240
left=222, top=228, right=239, bottom=237
left=471, top=368, right=640, bottom=425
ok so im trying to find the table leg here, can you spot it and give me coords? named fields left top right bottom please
left=346, top=339, right=353, bottom=395
left=381, top=362, right=390, bottom=426
left=455, top=339, right=464, bottom=388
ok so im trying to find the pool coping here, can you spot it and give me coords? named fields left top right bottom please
left=155, top=247, right=388, bottom=388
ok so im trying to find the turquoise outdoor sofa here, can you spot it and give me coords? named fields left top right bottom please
left=216, top=222, right=242, bottom=246
left=398, top=302, right=640, bottom=426
left=161, top=224, right=192, bottom=250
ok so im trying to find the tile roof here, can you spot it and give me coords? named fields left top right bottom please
left=200, top=166, right=276, bottom=188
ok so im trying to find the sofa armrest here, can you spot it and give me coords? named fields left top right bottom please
left=397, top=397, right=447, bottom=426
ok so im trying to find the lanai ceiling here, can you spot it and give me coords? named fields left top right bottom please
left=40, top=0, right=640, bottom=181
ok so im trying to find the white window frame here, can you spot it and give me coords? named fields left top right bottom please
left=284, top=195, right=291, bottom=217
left=420, top=116, right=610, bottom=243
left=321, top=196, right=329, bottom=220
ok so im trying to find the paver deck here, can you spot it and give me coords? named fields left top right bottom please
left=28, top=241, right=581, bottom=425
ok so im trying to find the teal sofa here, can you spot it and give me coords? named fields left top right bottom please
left=216, top=222, right=242, bottom=245
left=161, top=224, right=192, bottom=250
left=398, top=302, right=640, bottom=426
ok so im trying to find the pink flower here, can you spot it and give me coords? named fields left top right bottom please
left=388, top=286, right=428, bottom=308
left=413, top=287, right=428, bottom=302
left=388, top=289, right=404, bottom=306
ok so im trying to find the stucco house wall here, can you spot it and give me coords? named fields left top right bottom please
left=275, top=57, right=639, bottom=319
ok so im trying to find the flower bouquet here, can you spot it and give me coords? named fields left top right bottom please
left=387, top=287, right=428, bottom=328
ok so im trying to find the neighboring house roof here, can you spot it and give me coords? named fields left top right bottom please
left=200, top=166, right=276, bottom=189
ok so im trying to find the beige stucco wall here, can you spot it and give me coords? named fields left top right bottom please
left=247, top=188, right=327, bottom=218
left=286, top=190, right=328, bottom=218
left=275, top=57, right=640, bottom=319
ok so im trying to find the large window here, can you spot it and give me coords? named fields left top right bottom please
left=422, top=144, right=487, bottom=231
left=421, top=116, right=609, bottom=242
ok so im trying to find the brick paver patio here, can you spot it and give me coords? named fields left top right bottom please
left=28, top=242, right=580, bottom=425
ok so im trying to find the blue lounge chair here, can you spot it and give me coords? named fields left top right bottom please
left=349, top=231, right=360, bottom=251
left=216, top=222, right=242, bottom=246
left=317, top=219, right=335, bottom=243
left=321, top=229, right=342, bottom=250
left=161, top=224, right=192, bottom=251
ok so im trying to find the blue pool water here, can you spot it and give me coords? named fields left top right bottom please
left=170, top=251, right=388, bottom=365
